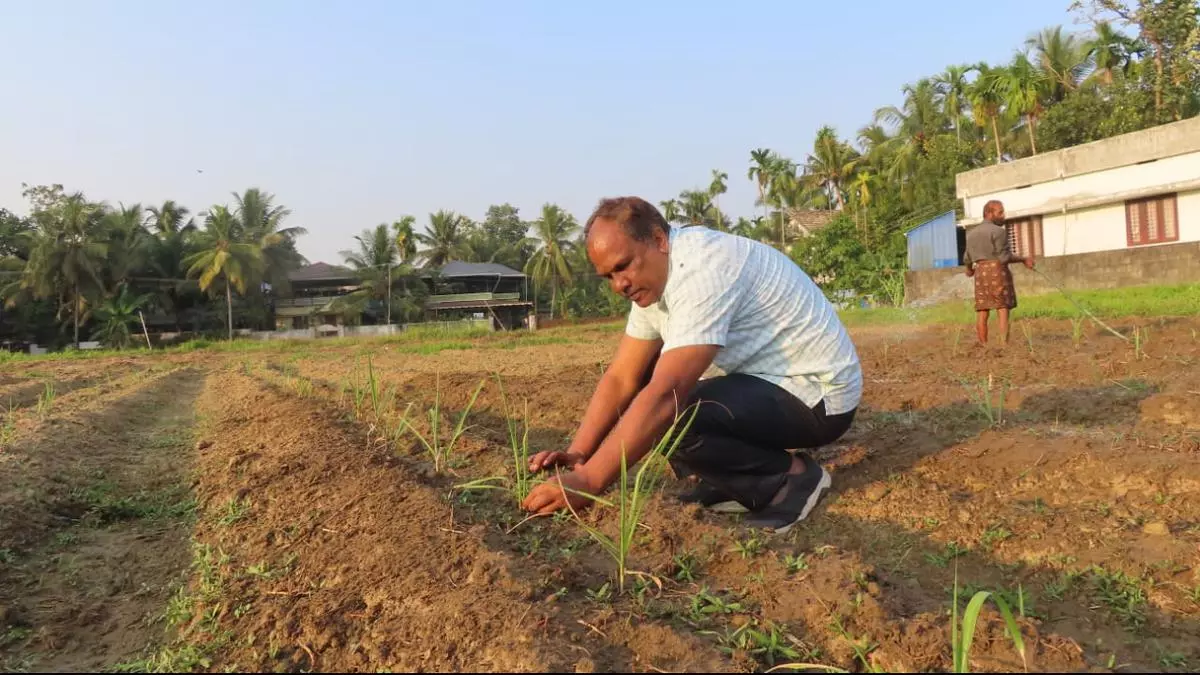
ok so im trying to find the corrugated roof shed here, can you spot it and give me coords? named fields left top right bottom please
left=434, top=261, right=526, bottom=278
left=288, top=262, right=358, bottom=283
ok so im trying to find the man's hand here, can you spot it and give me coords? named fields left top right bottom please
left=965, top=266, right=975, bottom=278
left=520, top=469, right=597, bottom=515
left=1024, top=257, right=1035, bottom=270
left=528, top=450, right=585, bottom=473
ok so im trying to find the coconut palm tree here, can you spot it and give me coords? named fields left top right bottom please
left=392, top=216, right=418, bottom=263
left=417, top=210, right=468, bottom=268
left=1086, top=21, right=1138, bottom=86
left=678, top=190, right=717, bottom=227
left=803, top=126, right=860, bottom=210
left=934, top=64, right=973, bottom=141
left=184, top=205, right=262, bottom=340
left=23, top=193, right=109, bottom=348
left=232, top=188, right=307, bottom=298
left=336, top=224, right=417, bottom=325
left=145, top=201, right=197, bottom=331
left=90, top=284, right=153, bottom=348
left=524, top=204, right=579, bottom=319
left=1025, top=25, right=1089, bottom=103
left=102, top=203, right=149, bottom=294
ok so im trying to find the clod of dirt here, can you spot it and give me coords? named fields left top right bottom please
left=1142, top=521, right=1170, bottom=536
left=1140, top=393, right=1199, bottom=429
left=574, top=657, right=596, bottom=673
left=196, top=439, right=213, bottom=450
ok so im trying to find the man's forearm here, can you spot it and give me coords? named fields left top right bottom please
left=566, top=372, right=641, bottom=460
left=578, top=384, right=683, bottom=493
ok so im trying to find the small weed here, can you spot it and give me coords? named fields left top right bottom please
left=1157, top=647, right=1188, bottom=669
left=1088, top=566, right=1147, bottom=628
left=1132, top=326, right=1149, bottom=360
left=1020, top=323, right=1035, bottom=354
left=0, top=403, right=15, bottom=449
left=733, top=532, right=768, bottom=559
left=980, top=526, right=1012, bottom=549
left=926, top=542, right=969, bottom=568
left=586, top=582, right=613, bottom=604
left=783, top=552, right=810, bottom=574
left=217, top=498, right=251, bottom=526
left=672, top=552, right=700, bottom=582
left=689, top=586, right=746, bottom=622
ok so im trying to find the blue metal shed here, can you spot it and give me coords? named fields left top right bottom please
left=905, top=210, right=960, bottom=271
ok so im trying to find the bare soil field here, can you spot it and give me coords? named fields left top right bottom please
left=2, top=317, right=1198, bottom=672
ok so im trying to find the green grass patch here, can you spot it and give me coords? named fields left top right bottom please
left=841, top=283, right=1200, bottom=327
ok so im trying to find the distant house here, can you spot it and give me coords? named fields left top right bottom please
left=904, top=117, right=1200, bottom=304
left=276, top=260, right=535, bottom=332
left=956, top=116, right=1200, bottom=260
left=787, top=209, right=837, bottom=238
left=422, top=261, right=534, bottom=331
left=276, top=262, right=359, bottom=330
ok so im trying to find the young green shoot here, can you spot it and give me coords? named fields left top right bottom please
left=36, top=380, right=55, bottom=417
left=951, top=567, right=1027, bottom=673
left=493, top=373, right=536, bottom=503
left=562, top=405, right=698, bottom=593
left=1070, top=316, right=1084, bottom=348
left=401, top=374, right=485, bottom=473
left=1020, top=323, right=1034, bottom=355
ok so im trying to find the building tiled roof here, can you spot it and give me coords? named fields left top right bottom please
left=788, top=209, right=838, bottom=236
left=288, top=262, right=358, bottom=283
left=429, top=261, right=526, bottom=279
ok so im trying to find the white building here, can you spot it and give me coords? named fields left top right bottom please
left=955, top=116, right=1200, bottom=260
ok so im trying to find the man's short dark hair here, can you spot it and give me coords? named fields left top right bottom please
left=584, top=196, right=671, bottom=242
left=983, top=199, right=1004, bottom=221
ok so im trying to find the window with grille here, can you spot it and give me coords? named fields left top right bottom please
left=1005, top=216, right=1043, bottom=258
left=1126, top=194, right=1179, bottom=246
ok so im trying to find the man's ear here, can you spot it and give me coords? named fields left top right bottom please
left=654, top=227, right=670, bottom=254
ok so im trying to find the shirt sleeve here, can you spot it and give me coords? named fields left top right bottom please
left=661, top=263, right=743, bottom=353
left=624, top=304, right=661, bottom=341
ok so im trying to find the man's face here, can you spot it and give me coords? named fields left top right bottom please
left=586, top=218, right=670, bottom=308
left=989, top=204, right=1007, bottom=224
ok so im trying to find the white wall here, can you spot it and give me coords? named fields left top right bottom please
left=1042, top=203, right=1127, bottom=257
left=963, top=151, right=1200, bottom=220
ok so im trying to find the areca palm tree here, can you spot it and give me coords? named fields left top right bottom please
left=24, top=193, right=109, bottom=348
left=678, top=190, right=716, bottom=227
left=417, top=210, right=468, bottom=267
left=747, top=149, right=775, bottom=214
left=998, top=53, right=1051, bottom=155
left=708, top=169, right=728, bottom=227
left=184, top=205, right=262, bottom=340
left=658, top=199, right=682, bottom=224
left=524, top=204, right=579, bottom=319
left=968, top=64, right=1007, bottom=162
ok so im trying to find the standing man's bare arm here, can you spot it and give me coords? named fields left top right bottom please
left=527, top=334, right=663, bottom=471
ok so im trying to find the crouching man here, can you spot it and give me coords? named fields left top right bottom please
left=520, top=197, right=862, bottom=534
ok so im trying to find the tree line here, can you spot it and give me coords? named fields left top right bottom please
left=2, top=1, right=1196, bottom=349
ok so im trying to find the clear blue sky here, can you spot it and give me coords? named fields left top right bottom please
left=1, top=0, right=1084, bottom=263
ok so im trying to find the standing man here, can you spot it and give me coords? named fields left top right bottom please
left=962, top=200, right=1034, bottom=345
left=520, top=197, right=862, bottom=535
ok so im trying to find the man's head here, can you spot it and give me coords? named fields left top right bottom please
left=584, top=197, right=672, bottom=308
left=983, top=200, right=1006, bottom=224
